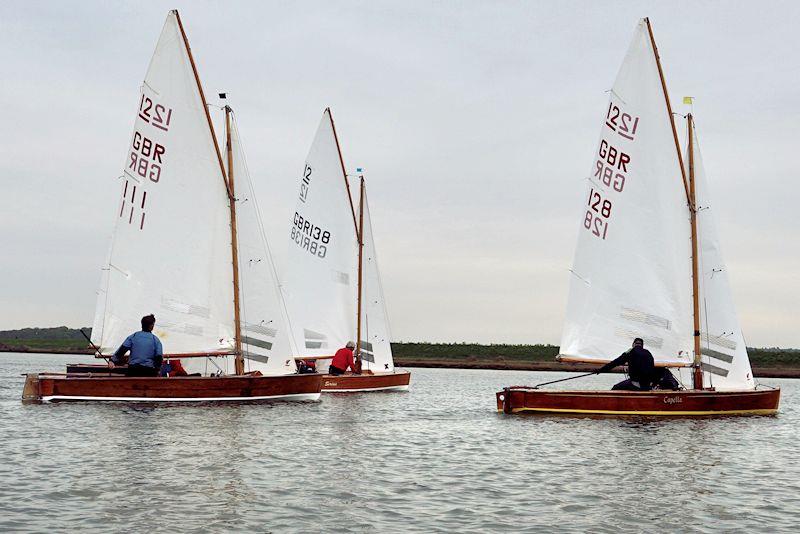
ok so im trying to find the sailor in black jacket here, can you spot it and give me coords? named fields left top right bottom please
left=597, top=338, right=655, bottom=391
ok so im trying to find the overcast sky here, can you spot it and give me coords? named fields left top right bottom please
left=2, top=1, right=798, bottom=347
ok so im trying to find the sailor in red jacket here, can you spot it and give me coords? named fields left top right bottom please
left=329, top=341, right=358, bottom=376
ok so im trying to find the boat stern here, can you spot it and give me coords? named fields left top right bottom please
left=22, top=374, right=42, bottom=402
left=496, top=387, right=517, bottom=414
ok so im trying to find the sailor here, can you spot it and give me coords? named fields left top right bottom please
left=296, top=358, right=317, bottom=374
left=596, top=337, right=655, bottom=391
left=328, top=341, right=358, bottom=376
left=111, top=314, right=164, bottom=377
left=160, top=358, right=188, bottom=377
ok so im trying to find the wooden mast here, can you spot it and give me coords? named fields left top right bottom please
left=688, top=114, right=703, bottom=389
left=645, top=18, right=691, bottom=205
left=645, top=17, right=702, bottom=386
left=174, top=10, right=242, bottom=373
left=327, top=108, right=359, bottom=234
left=355, top=176, right=366, bottom=370
left=326, top=107, right=362, bottom=368
left=225, top=106, right=245, bottom=375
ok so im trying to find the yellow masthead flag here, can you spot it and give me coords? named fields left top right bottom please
left=683, top=96, right=694, bottom=105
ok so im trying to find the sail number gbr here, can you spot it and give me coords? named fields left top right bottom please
left=291, top=212, right=330, bottom=258
left=584, top=188, right=612, bottom=240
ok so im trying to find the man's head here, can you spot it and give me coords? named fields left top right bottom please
left=633, top=337, right=644, bottom=348
left=141, top=314, right=156, bottom=332
left=346, top=341, right=355, bottom=349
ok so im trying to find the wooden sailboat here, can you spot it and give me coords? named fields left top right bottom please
left=282, top=109, right=410, bottom=392
left=23, top=10, right=321, bottom=402
left=497, top=18, right=779, bottom=416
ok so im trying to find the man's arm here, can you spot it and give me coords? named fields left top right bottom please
left=153, top=336, right=164, bottom=369
left=597, top=351, right=629, bottom=374
left=112, top=335, right=133, bottom=365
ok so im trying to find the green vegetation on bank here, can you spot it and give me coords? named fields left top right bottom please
left=1, top=327, right=798, bottom=369
left=390, top=342, right=800, bottom=370
left=391, top=342, right=558, bottom=362
left=0, top=327, right=93, bottom=352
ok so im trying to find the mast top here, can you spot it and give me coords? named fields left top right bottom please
left=173, top=9, right=228, bottom=190
left=326, top=108, right=359, bottom=235
left=644, top=17, right=691, bottom=207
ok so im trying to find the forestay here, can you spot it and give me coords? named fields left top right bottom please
left=559, top=19, right=694, bottom=366
left=91, top=12, right=235, bottom=356
left=228, top=114, right=298, bottom=375
left=358, top=187, right=395, bottom=373
left=282, top=110, right=359, bottom=369
left=677, top=127, right=754, bottom=390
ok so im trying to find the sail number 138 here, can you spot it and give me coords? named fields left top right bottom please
left=584, top=188, right=612, bottom=240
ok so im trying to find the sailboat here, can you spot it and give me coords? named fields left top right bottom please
left=22, top=10, right=322, bottom=402
left=497, top=18, right=779, bottom=416
left=281, top=109, right=411, bottom=392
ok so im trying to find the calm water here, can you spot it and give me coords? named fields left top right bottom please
left=1, top=352, right=798, bottom=533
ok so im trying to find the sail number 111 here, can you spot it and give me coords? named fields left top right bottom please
left=584, top=188, right=612, bottom=240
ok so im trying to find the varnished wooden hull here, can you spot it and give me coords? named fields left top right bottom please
left=22, top=372, right=322, bottom=403
left=321, top=371, right=411, bottom=392
left=496, top=387, right=780, bottom=416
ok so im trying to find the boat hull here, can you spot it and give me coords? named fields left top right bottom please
left=496, top=387, right=780, bottom=416
left=321, top=371, right=411, bottom=392
left=22, top=372, right=322, bottom=403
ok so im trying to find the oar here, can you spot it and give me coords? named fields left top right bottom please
left=532, top=371, right=598, bottom=389
left=79, top=328, right=111, bottom=365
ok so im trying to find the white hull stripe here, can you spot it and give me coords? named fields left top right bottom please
left=41, top=392, right=321, bottom=403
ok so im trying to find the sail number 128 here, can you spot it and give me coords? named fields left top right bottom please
left=584, top=188, right=612, bottom=240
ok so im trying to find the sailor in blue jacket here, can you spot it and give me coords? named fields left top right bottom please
left=112, top=314, right=164, bottom=377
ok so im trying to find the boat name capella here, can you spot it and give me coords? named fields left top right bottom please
left=291, top=211, right=331, bottom=258
left=663, top=396, right=683, bottom=404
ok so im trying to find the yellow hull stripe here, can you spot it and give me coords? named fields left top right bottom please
left=498, top=407, right=778, bottom=416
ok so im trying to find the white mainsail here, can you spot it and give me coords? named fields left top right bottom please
left=91, top=12, right=236, bottom=357
left=678, top=126, right=755, bottom=390
left=559, top=19, right=694, bottom=367
left=282, top=110, right=359, bottom=368
left=228, top=113, right=298, bottom=375
left=358, top=185, right=395, bottom=373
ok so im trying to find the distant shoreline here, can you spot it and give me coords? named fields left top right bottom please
left=394, top=358, right=800, bottom=379
left=2, top=347, right=798, bottom=379
left=0, top=347, right=95, bottom=355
